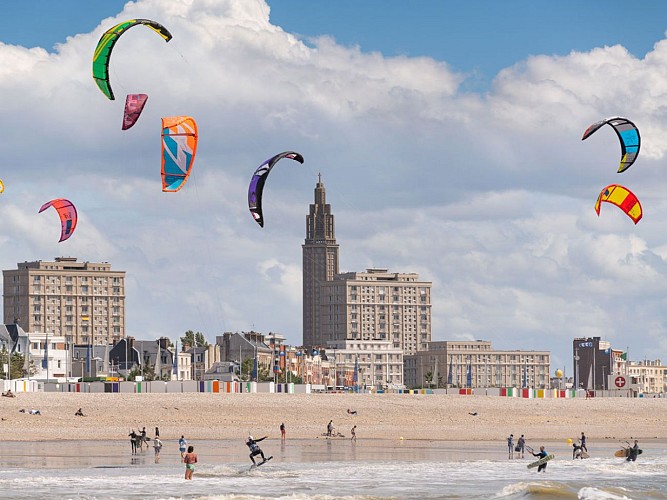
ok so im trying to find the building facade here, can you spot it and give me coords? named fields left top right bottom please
left=627, top=360, right=667, bottom=394
left=3, top=258, right=126, bottom=345
left=302, top=175, right=339, bottom=348
left=319, top=269, right=432, bottom=355
left=573, top=337, right=613, bottom=390
left=404, top=340, right=551, bottom=389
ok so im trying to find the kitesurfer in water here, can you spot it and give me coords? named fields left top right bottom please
left=531, top=446, right=549, bottom=472
left=627, top=440, right=640, bottom=462
left=246, top=435, right=268, bottom=465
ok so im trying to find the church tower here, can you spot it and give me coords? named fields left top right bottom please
left=302, top=174, right=339, bottom=348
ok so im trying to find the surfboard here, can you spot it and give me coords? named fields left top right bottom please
left=250, top=456, right=273, bottom=470
left=615, top=448, right=643, bottom=458
left=527, top=454, right=555, bottom=469
left=579, top=451, right=590, bottom=459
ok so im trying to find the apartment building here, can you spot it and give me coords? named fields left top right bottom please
left=3, top=257, right=126, bottom=345
left=319, top=269, right=432, bottom=355
left=404, top=340, right=551, bottom=389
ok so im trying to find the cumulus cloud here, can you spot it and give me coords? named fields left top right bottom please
left=1, top=0, right=667, bottom=368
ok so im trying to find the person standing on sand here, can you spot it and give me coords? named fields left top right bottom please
left=280, top=422, right=286, bottom=441
left=155, top=426, right=160, bottom=438
left=183, top=445, right=197, bottom=479
left=507, top=434, right=514, bottom=459
left=517, top=435, right=525, bottom=458
left=351, top=425, right=357, bottom=442
left=327, top=420, right=334, bottom=437
left=179, top=435, right=187, bottom=461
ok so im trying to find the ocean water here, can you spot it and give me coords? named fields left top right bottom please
left=1, top=439, right=666, bottom=499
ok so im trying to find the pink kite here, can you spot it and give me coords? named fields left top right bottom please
left=122, top=93, right=148, bottom=130
left=38, top=199, right=78, bottom=242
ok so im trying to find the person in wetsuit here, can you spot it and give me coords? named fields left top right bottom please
left=532, top=446, right=549, bottom=472
left=246, top=435, right=268, bottom=465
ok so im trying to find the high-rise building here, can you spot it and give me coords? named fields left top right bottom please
left=573, top=337, right=612, bottom=391
left=320, top=269, right=432, bottom=355
left=2, top=257, right=126, bottom=345
left=302, top=175, right=339, bottom=348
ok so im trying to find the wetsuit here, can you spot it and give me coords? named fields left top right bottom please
left=532, top=449, right=548, bottom=472
left=246, top=436, right=267, bottom=464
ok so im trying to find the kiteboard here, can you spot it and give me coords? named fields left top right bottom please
left=580, top=451, right=590, bottom=459
left=615, top=448, right=642, bottom=458
left=250, top=456, right=273, bottom=470
left=527, top=454, right=555, bottom=469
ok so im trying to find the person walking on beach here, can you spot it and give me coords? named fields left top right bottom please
left=183, top=445, right=197, bottom=479
left=140, top=427, right=148, bottom=450
left=327, top=420, right=334, bottom=437
left=531, top=446, right=549, bottom=472
left=507, top=434, right=514, bottom=459
left=153, top=436, right=163, bottom=462
left=129, top=430, right=139, bottom=455
left=179, top=435, right=188, bottom=461
left=351, top=425, right=357, bottom=442
left=155, top=426, right=160, bottom=438
left=280, top=422, right=286, bottom=441
left=516, top=435, right=525, bottom=458
left=580, top=432, right=588, bottom=453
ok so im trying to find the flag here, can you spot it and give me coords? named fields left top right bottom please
left=41, top=337, right=48, bottom=369
left=172, top=341, right=178, bottom=377
left=155, top=342, right=161, bottom=381
left=86, top=344, right=91, bottom=376
left=620, top=352, right=627, bottom=361
left=522, top=363, right=527, bottom=388
left=466, top=361, right=472, bottom=388
left=353, top=355, right=359, bottom=384
left=447, top=356, right=453, bottom=385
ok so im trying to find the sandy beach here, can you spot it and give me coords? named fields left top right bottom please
left=1, top=392, right=665, bottom=442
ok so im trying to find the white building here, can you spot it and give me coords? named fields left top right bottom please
left=326, top=339, right=404, bottom=389
left=26, top=331, right=69, bottom=382
left=627, top=360, right=666, bottom=394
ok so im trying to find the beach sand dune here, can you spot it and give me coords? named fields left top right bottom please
left=1, top=393, right=665, bottom=442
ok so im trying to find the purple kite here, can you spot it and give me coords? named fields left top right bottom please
left=122, top=93, right=148, bottom=130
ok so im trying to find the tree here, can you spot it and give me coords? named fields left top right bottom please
left=0, top=349, right=30, bottom=379
left=180, top=330, right=208, bottom=348
left=424, top=371, right=434, bottom=388
left=239, top=357, right=273, bottom=382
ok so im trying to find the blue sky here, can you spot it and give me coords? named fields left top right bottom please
left=2, top=0, right=667, bottom=373
left=3, top=1, right=667, bottom=90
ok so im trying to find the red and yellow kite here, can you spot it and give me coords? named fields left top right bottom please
left=594, top=184, right=642, bottom=224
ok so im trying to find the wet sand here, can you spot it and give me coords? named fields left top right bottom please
left=1, top=392, right=665, bottom=442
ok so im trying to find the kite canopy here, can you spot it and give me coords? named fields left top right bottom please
left=92, top=19, right=172, bottom=100
left=0, top=179, right=4, bottom=193
left=39, top=198, right=78, bottom=242
left=122, top=94, right=148, bottom=130
left=594, top=184, right=642, bottom=224
left=161, top=116, right=198, bottom=192
left=248, top=151, right=305, bottom=227
left=582, top=117, right=640, bottom=173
